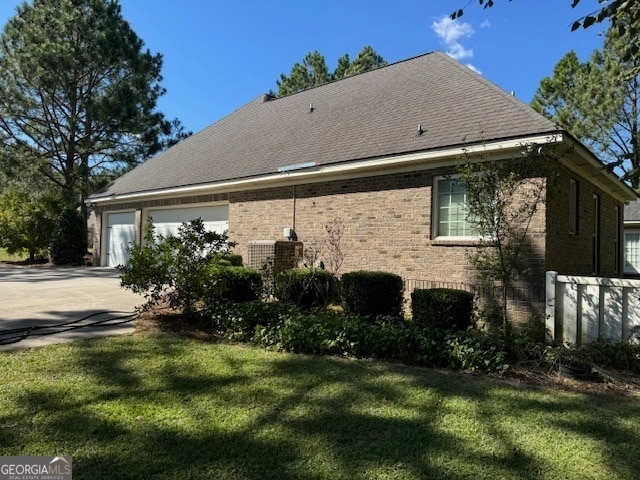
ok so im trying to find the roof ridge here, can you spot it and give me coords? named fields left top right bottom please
left=435, top=53, right=558, bottom=129
left=272, top=51, right=437, bottom=100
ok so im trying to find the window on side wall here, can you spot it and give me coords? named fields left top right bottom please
left=624, top=229, right=640, bottom=275
left=569, top=178, right=578, bottom=235
left=433, top=176, right=476, bottom=239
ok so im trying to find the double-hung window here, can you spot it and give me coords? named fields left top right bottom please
left=625, top=229, right=640, bottom=274
left=434, top=176, right=475, bottom=238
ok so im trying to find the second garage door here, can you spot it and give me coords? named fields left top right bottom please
left=149, top=205, right=229, bottom=238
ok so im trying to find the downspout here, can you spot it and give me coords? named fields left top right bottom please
left=292, top=185, right=297, bottom=235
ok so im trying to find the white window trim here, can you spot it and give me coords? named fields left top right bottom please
left=432, top=174, right=480, bottom=241
left=624, top=228, right=640, bottom=275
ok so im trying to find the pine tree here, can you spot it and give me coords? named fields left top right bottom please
left=276, top=46, right=387, bottom=97
left=0, top=0, right=185, bottom=210
left=531, top=16, right=640, bottom=187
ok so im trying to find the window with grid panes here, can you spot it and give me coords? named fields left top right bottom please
left=435, top=176, right=475, bottom=238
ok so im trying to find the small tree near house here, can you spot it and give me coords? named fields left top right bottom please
left=457, top=145, right=558, bottom=334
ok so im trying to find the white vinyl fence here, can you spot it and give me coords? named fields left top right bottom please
left=545, top=271, right=640, bottom=345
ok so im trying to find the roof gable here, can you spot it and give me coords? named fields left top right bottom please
left=91, top=51, right=559, bottom=199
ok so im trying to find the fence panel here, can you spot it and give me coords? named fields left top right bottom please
left=546, top=271, right=640, bottom=345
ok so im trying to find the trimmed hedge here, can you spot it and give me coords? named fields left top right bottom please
left=341, top=270, right=404, bottom=318
left=203, top=266, right=263, bottom=305
left=211, top=253, right=243, bottom=266
left=275, top=268, right=333, bottom=309
left=411, top=288, right=474, bottom=330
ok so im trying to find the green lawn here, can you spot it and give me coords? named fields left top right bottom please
left=0, top=248, right=25, bottom=262
left=1, top=334, right=639, bottom=480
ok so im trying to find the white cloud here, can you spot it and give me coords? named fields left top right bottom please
left=447, top=43, right=474, bottom=61
left=480, top=19, right=491, bottom=28
left=466, top=63, right=482, bottom=74
left=431, top=16, right=475, bottom=61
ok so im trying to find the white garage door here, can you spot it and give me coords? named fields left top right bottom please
left=150, top=205, right=229, bottom=238
left=107, top=212, right=136, bottom=268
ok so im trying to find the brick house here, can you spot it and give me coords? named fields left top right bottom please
left=86, top=52, right=636, bottom=328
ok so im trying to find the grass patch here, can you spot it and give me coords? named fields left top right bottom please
left=1, top=334, right=639, bottom=479
left=0, top=248, right=26, bottom=262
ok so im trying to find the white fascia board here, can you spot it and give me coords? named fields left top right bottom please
left=559, top=137, right=637, bottom=203
left=87, top=133, right=562, bottom=205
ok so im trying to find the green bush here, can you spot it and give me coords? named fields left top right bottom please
left=50, top=209, right=86, bottom=265
left=202, top=266, right=262, bottom=306
left=209, top=298, right=520, bottom=373
left=118, top=218, right=234, bottom=315
left=275, top=268, right=333, bottom=309
left=411, top=288, right=474, bottom=330
left=445, top=328, right=510, bottom=373
left=341, top=271, right=404, bottom=318
left=277, top=310, right=344, bottom=354
left=208, top=301, right=298, bottom=342
left=211, top=252, right=243, bottom=266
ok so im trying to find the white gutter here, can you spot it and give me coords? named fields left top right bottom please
left=561, top=136, right=637, bottom=203
left=87, top=133, right=563, bottom=205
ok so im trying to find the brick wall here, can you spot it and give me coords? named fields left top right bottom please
left=545, top=167, right=623, bottom=277
left=90, top=163, right=624, bottom=331
left=229, top=167, right=549, bottom=329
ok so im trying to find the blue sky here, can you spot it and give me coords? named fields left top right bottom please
left=0, top=1, right=609, bottom=134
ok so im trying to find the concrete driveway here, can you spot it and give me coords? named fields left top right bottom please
left=0, top=266, right=143, bottom=351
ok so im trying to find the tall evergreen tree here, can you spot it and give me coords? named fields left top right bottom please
left=531, top=16, right=640, bottom=187
left=340, top=46, right=387, bottom=77
left=0, top=0, right=186, bottom=210
left=275, top=46, right=387, bottom=97
left=276, top=51, right=332, bottom=97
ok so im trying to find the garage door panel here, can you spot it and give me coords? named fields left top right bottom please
left=150, top=205, right=229, bottom=238
left=107, top=212, right=135, bottom=268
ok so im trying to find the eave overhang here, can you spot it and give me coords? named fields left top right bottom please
left=86, top=131, right=636, bottom=206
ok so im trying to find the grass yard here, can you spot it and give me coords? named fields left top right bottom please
left=1, top=334, right=639, bottom=480
left=0, top=248, right=25, bottom=262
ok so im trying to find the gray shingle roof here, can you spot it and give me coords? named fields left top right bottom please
left=625, top=198, right=640, bottom=222
left=90, top=51, right=559, bottom=199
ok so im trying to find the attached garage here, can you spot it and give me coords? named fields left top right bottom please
left=146, top=204, right=229, bottom=238
left=105, top=211, right=136, bottom=268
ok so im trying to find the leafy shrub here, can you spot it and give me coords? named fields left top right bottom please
left=0, top=186, right=59, bottom=263
left=275, top=268, right=333, bottom=309
left=278, top=310, right=345, bottom=354
left=202, top=266, right=262, bottom=306
left=341, top=271, right=404, bottom=318
left=445, top=328, right=510, bottom=373
left=338, top=315, right=409, bottom=359
left=208, top=301, right=299, bottom=342
left=411, top=288, right=474, bottom=330
left=211, top=252, right=243, bottom=266
left=119, top=218, right=234, bottom=315
left=50, top=209, right=86, bottom=265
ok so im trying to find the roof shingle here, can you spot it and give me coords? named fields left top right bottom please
left=91, top=51, right=559, bottom=199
